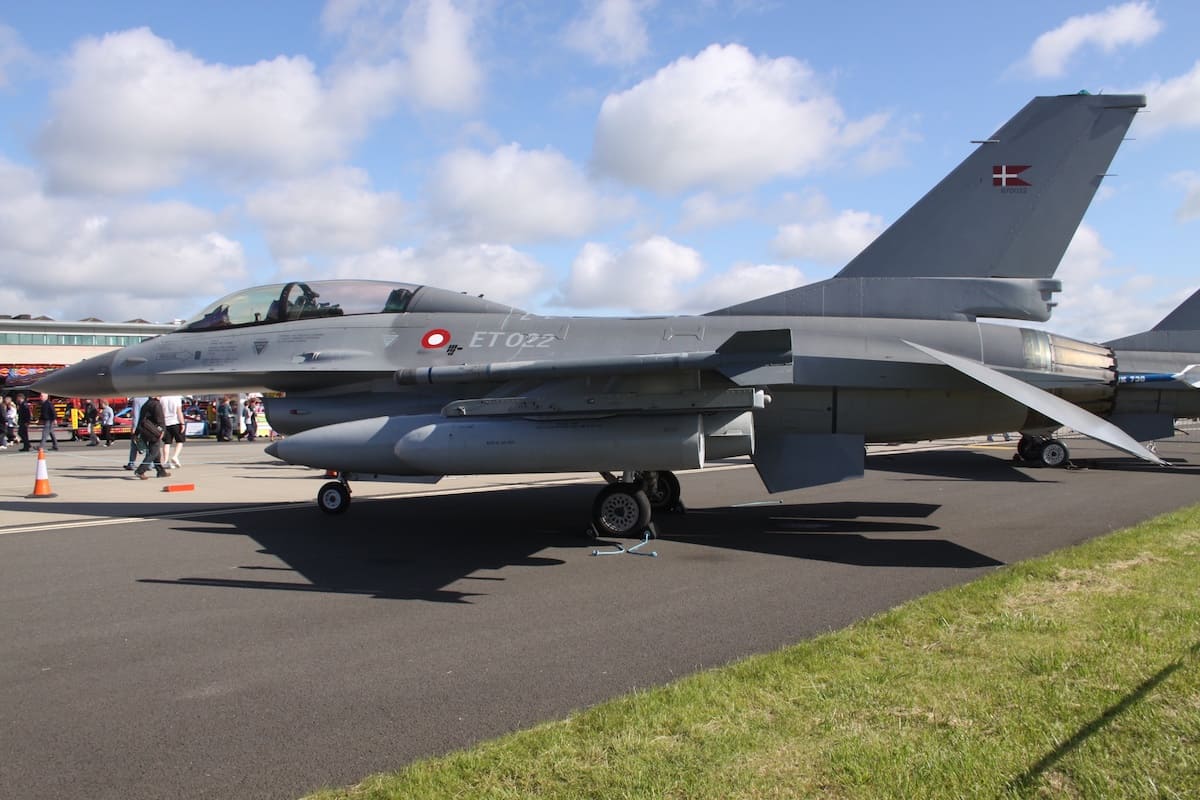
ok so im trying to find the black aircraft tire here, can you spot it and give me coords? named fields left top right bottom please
left=1017, top=435, right=1043, bottom=462
left=592, top=484, right=651, bottom=538
left=318, top=481, right=351, bottom=514
left=1040, top=440, right=1069, bottom=468
left=643, top=470, right=681, bottom=512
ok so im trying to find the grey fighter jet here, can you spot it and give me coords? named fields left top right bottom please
left=1098, top=288, right=1200, bottom=444
left=1006, top=289, right=1200, bottom=463
left=37, top=93, right=1157, bottom=536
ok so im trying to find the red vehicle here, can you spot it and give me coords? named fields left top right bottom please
left=71, top=404, right=134, bottom=439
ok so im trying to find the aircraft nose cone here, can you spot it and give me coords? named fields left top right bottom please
left=264, top=441, right=280, bottom=459
left=34, top=350, right=119, bottom=397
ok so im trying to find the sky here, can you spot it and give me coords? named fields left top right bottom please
left=0, top=1, right=1197, bottom=343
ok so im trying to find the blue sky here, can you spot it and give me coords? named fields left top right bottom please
left=0, top=1, right=1197, bottom=342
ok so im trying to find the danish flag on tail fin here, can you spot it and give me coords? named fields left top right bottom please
left=993, top=164, right=1031, bottom=187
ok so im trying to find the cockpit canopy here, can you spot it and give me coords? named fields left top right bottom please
left=179, top=280, right=521, bottom=332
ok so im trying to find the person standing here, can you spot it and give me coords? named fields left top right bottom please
left=133, top=396, right=170, bottom=479
left=217, top=396, right=233, bottom=442
left=2, top=396, right=17, bottom=447
left=98, top=400, right=114, bottom=447
left=16, top=392, right=31, bottom=451
left=160, top=394, right=186, bottom=468
left=38, top=392, right=59, bottom=451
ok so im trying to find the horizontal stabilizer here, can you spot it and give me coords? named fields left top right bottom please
left=752, top=433, right=865, bottom=493
left=905, top=341, right=1166, bottom=465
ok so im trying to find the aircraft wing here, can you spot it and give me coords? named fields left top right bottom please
left=905, top=341, right=1167, bottom=465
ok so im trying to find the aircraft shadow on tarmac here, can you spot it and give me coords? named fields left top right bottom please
left=661, top=500, right=1004, bottom=569
left=129, top=488, right=1001, bottom=601
left=866, top=449, right=1048, bottom=483
left=137, top=488, right=596, bottom=603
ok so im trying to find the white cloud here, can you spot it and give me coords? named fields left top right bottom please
left=772, top=209, right=884, bottom=265
left=0, top=23, right=34, bottom=87
left=35, top=27, right=404, bottom=194
left=1040, top=224, right=1161, bottom=342
left=321, top=0, right=481, bottom=112
left=678, top=192, right=754, bottom=231
left=1170, top=172, right=1200, bottom=222
left=1137, top=61, right=1200, bottom=136
left=593, top=43, right=885, bottom=193
left=1018, top=2, right=1161, bottom=78
left=329, top=243, right=551, bottom=309
left=685, top=262, right=805, bottom=312
left=556, top=236, right=705, bottom=312
left=107, top=202, right=221, bottom=238
left=246, top=168, right=406, bottom=258
left=563, top=0, right=651, bottom=67
left=0, top=158, right=247, bottom=322
left=428, top=143, right=633, bottom=243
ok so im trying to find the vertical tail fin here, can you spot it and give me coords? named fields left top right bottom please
left=837, top=92, right=1144, bottom=280
left=1149, top=288, right=1200, bottom=332
left=1107, top=288, right=1200, bottom=352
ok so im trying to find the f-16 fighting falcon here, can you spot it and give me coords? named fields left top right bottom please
left=37, top=92, right=1158, bottom=537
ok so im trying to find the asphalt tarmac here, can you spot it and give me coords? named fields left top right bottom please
left=2, top=433, right=1199, bottom=799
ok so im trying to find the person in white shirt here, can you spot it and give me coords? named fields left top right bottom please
left=159, top=395, right=186, bottom=468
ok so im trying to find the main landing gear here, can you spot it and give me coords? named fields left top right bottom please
left=1016, top=435, right=1070, bottom=468
left=313, top=468, right=685, bottom=531
left=589, top=470, right=683, bottom=539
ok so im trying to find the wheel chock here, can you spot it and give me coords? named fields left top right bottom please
left=162, top=483, right=196, bottom=493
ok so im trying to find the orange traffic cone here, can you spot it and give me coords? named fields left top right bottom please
left=26, top=447, right=58, bottom=499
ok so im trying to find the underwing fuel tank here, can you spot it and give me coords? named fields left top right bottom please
left=265, top=412, right=756, bottom=475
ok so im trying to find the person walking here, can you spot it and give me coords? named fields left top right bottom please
left=133, top=396, right=171, bottom=479
left=124, top=397, right=147, bottom=469
left=243, top=397, right=260, bottom=442
left=38, top=392, right=59, bottom=451
left=16, top=392, right=31, bottom=451
left=99, top=400, right=114, bottom=447
left=160, top=394, right=186, bottom=468
left=84, top=399, right=100, bottom=446
left=2, top=396, right=17, bottom=448
left=217, top=396, right=233, bottom=442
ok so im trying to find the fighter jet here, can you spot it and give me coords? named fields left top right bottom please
left=1000, top=288, right=1200, bottom=464
left=1094, top=288, right=1200, bottom=443
left=37, top=93, right=1157, bottom=536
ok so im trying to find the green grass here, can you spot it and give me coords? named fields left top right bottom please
left=306, top=506, right=1200, bottom=799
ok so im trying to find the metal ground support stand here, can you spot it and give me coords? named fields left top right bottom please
left=591, top=525, right=660, bottom=557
